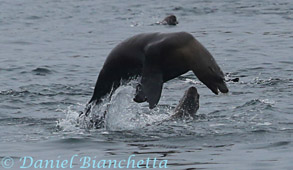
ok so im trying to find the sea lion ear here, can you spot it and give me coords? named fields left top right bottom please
left=141, top=66, right=163, bottom=109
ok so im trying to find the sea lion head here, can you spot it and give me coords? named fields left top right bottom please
left=173, top=86, right=200, bottom=119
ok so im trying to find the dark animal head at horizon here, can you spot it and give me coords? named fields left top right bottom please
left=161, top=15, right=178, bottom=25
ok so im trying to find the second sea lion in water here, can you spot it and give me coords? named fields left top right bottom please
left=83, top=32, right=228, bottom=115
left=171, top=86, right=200, bottom=119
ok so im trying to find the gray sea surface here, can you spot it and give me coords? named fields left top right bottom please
left=1, top=0, right=293, bottom=169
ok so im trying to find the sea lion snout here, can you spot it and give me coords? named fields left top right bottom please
left=186, top=86, right=199, bottom=99
left=186, top=86, right=197, bottom=94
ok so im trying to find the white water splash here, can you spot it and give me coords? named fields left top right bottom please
left=56, top=105, right=83, bottom=132
left=105, top=83, right=170, bottom=131
left=58, top=81, right=171, bottom=132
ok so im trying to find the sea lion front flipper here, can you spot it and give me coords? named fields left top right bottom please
left=134, top=40, right=165, bottom=109
left=190, top=39, right=229, bottom=94
left=140, top=66, right=163, bottom=109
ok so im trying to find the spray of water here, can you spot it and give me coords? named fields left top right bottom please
left=58, top=80, right=171, bottom=132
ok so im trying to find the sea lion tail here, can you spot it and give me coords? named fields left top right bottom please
left=79, top=99, right=101, bottom=117
left=79, top=102, right=93, bottom=117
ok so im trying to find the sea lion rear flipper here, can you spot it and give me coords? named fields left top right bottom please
left=141, top=67, right=163, bottom=109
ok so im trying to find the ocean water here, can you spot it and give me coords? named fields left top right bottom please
left=1, top=0, right=293, bottom=169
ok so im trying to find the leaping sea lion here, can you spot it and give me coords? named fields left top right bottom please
left=83, top=32, right=228, bottom=115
